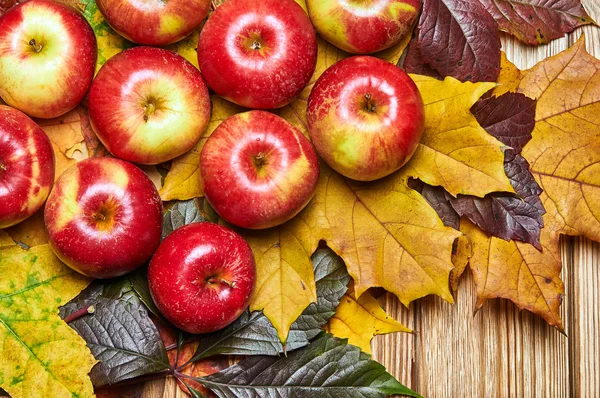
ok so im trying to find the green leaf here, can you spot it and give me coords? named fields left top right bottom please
left=162, top=199, right=208, bottom=239
left=199, top=333, right=420, bottom=398
left=60, top=284, right=170, bottom=386
left=189, top=247, right=350, bottom=361
left=129, top=266, right=162, bottom=318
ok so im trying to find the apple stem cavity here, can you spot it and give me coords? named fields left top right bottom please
left=251, top=40, right=262, bottom=50
left=64, top=305, right=95, bottom=323
left=364, top=93, right=377, bottom=113
left=0, top=163, right=6, bottom=171
left=28, top=39, right=43, bottom=53
left=143, top=100, right=157, bottom=122
left=206, top=276, right=235, bottom=288
left=91, top=211, right=107, bottom=222
left=253, top=152, right=267, bottom=169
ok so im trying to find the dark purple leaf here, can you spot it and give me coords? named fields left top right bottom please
left=416, top=0, right=501, bottom=82
left=408, top=179, right=459, bottom=229
left=477, top=0, right=596, bottom=45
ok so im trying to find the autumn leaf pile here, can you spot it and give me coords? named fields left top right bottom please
left=1, top=0, right=599, bottom=397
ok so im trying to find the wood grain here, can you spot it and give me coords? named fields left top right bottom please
left=144, top=1, right=600, bottom=397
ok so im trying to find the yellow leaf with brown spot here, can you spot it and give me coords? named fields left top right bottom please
left=159, top=96, right=243, bottom=201
left=0, top=244, right=94, bottom=398
left=326, top=289, right=411, bottom=354
left=493, top=52, right=522, bottom=97
left=37, top=109, right=85, bottom=162
left=401, top=76, right=513, bottom=197
left=5, top=208, right=48, bottom=248
left=450, top=234, right=471, bottom=292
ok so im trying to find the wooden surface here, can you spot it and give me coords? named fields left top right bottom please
left=142, top=2, right=600, bottom=397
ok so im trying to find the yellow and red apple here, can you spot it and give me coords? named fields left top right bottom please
left=0, top=0, right=97, bottom=118
left=96, top=0, right=211, bottom=46
left=0, top=106, right=55, bottom=229
left=45, top=157, right=163, bottom=279
left=88, top=47, right=211, bottom=165
left=201, top=111, right=320, bottom=229
left=306, top=0, right=420, bottom=54
left=307, top=56, right=424, bottom=181
left=149, top=222, right=256, bottom=334
left=198, top=0, right=317, bottom=109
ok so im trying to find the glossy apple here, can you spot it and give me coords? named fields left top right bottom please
left=306, top=0, right=420, bottom=54
left=88, top=47, right=211, bottom=165
left=148, top=222, right=256, bottom=334
left=45, top=157, right=162, bottom=279
left=307, top=56, right=424, bottom=181
left=96, top=0, right=210, bottom=45
left=198, top=0, right=317, bottom=109
left=0, top=106, right=55, bottom=229
left=201, top=111, right=320, bottom=229
left=0, top=0, right=96, bottom=118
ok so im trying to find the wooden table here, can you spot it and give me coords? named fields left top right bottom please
left=141, top=2, right=600, bottom=397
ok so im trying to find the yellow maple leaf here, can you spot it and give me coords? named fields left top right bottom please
left=401, top=76, right=513, bottom=197
left=450, top=234, right=470, bottom=292
left=0, top=243, right=95, bottom=398
left=159, top=96, right=243, bottom=201
left=326, top=288, right=411, bottom=354
left=464, top=35, right=600, bottom=330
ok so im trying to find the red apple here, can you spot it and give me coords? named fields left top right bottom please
left=201, top=111, right=320, bottom=229
left=96, top=0, right=210, bottom=46
left=198, top=0, right=317, bottom=109
left=306, top=0, right=420, bottom=54
left=0, top=0, right=96, bottom=118
left=307, top=56, right=424, bottom=181
left=148, top=222, right=256, bottom=334
left=88, top=47, right=211, bottom=165
left=45, top=157, right=163, bottom=279
left=0, top=106, right=54, bottom=229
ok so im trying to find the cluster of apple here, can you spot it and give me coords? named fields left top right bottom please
left=0, top=0, right=424, bottom=334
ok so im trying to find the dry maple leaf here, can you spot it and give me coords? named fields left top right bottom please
left=0, top=242, right=94, bottom=398
left=326, top=287, right=411, bottom=354
left=466, top=35, right=600, bottom=329
left=477, top=0, right=596, bottom=45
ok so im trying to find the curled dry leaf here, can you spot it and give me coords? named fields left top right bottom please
left=477, top=0, right=596, bottom=45
left=326, top=287, right=411, bottom=354
left=0, top=242, right=94, bottom=398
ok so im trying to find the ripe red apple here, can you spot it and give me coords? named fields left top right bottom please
left=201, top=111, right=320, bottom=229
left=307, top=56, right=424, bottom=181
left=88, top=47, right=211, bottom=165
left=45, top=157, right=163, bottom=279
left=306, top=0, right=420, bottom=54
left=0, top=0, right=96, bottom=118
left=96, top=0, right=210, bottom=45
left=148, top=222, right=256, bottom=334
left=0, top=106, right=55, bottom=229
left=198, top=0, right=317, bottom=109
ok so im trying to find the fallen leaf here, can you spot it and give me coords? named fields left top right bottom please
left=466, top=35, right=600, bottom=328
left=463, top=200, right=564, bottom=329
left=477, top=0, right=596, bottom=45
left=517, top=35, right=600, bottom=245
left=402, top=75, right=513, bottom=197
left=163, top=28, right=202, bottom=69
left=159, top=96, right=242, bottom=201
left=494, top=52, right=522, bottom=96
left=0, top=244, right=94, bottom=398
left=326, top=287, right=411, bottom=354
left=412, top=0, right=501, bottom=82
left=199, top=333, right=421, bottom=398
left=401, top=33, right=443, bottom=79
left=407, top=179, right=459, bottom=229
left=0, top=231, right=13, bottom=249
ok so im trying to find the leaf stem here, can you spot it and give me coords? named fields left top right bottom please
left=64, top=305, right=95, bottom=323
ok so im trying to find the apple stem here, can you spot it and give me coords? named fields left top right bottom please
left=0, top=163, right=6, bottom=171
left=253, top=152, right=267, bottom=169
left=143, top=101, right=156, bottom=122
left=91, top=212, right=107, bottom=222
left=29, top=39, right=43, bottom=53
left=64, top=305, right=95, bottom=323
left=206, top=276, right=234, bottom=288
left=251, top=40, right=262, bottom=50
left=364, top=93, right=377, bottom=112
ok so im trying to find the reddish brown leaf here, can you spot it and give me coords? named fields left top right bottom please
left=478, top=0, right=596, bottom=45
left=401, top=35, right=443, bottom=79
left=408, top=179, right=459, bottom=229
left=416, top=0, right=501, bottom=82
